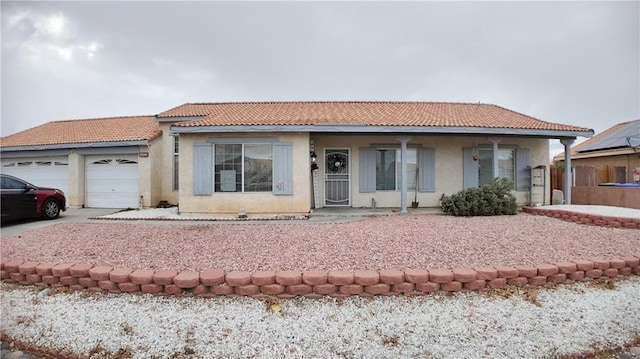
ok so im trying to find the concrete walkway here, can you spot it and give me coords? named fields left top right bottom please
left=539, top=205, right=640, bottom=220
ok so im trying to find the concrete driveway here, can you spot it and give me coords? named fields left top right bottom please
left=0, top=208, right=118, bottom=237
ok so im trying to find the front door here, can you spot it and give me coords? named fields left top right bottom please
left=324, top=149, right=350, bottom=206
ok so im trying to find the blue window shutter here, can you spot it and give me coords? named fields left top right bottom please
left=516, top=148, right=531, bottom=191
left=463, top=148, right=479, bottom=189
left=418, top=147, right=436, bottom=192
left=273, top=142, right=293, bottom=195
left=359, top=148, right=376, bottom=193
left=193, top=143, right=212, bottom=195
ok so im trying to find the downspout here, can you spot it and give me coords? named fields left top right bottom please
left=560, top=138, right=575, bottom=204
left=398, top=136, right=411, bottom=213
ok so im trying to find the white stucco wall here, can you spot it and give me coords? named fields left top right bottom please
left=178, top=132, right=311, bottom=214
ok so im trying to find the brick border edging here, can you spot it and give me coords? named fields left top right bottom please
left=2, top=256, right=639, bottom=299
left=522, top=206, right=640, bottom=229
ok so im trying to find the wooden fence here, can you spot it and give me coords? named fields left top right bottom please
left=551, top=165, right=629, bottom=193
left=550, top=165, right=635, bottom=207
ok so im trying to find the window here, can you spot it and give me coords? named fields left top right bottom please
left=92, top=159, right=112, bottom=165
left=214, top=144, right=272, bottom=192
left=477, top=148, right=515, bottom=187
left=375, top=148, right=417, bottom=191
left=1, top=176, right=27, bottom=189
left=173, top=136, right=179, bottom=191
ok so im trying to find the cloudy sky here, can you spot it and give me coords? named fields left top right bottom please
left=1, top=1, right=638, bottom=156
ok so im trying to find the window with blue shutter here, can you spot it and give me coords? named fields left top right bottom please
left=359, top=148, right=376, bottom=192
left=272, top=142, right=293, bottom=195
left=418, top=147, right=436, bottom=192
left=516, top=148, right=530, bottom=191
left=193, top=143, right=212, bottom=195
left=463, top=148, right=479, bottom=189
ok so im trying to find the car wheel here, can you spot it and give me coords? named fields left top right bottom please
left=42, top=198, right=61, bottom=219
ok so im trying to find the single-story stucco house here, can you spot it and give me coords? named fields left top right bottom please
left=1, top=101, right=593, bottom=214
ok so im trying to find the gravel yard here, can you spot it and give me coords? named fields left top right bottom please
left=1, top=213, right=638, bottom=271
left=2, top=278, right=640, bottom=358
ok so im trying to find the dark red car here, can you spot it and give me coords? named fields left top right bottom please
left=0, top=174, right=66, bottom=221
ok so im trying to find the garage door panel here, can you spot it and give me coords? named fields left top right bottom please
left=1, top=158, right=69, bottom=199
left=86, top=156, right=139, bottom=208
left=85, top=193, right=138, bottom=209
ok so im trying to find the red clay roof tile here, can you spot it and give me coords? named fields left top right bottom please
left=159, top=101, right=591, bottom=132
left=0, top=116, right=161, bottom=148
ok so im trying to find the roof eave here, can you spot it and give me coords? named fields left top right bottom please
left=155, top=115, right=204, bottom=123
left=0, top=140, right=151, bottom=152
left=170, top=124, right=594, bottom=138
left=555, top=147, right=638, bottom=160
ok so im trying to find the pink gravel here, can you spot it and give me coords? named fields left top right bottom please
left=1, top=214, right=638, bottom=271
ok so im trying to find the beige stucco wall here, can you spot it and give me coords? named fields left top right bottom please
left=137, top=139, right=164, bottom=208
left=311, top=134, right=550, bottom=208
left=67, top=150, right=84, bottom=208
left=178, top=132, right=311, bottom=214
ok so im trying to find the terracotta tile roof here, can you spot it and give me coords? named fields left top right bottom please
left=0, top=116, right=162, bottom=148
left=160, top=101, right=592, bottom=132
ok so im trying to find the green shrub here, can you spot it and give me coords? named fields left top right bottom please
left=440, top=178, right=518, bottom=216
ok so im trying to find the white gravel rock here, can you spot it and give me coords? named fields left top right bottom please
left=2, top=278, right=640, bottom=358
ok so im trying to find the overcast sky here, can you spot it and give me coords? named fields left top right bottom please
left=1, top=1, right=638, bottom=156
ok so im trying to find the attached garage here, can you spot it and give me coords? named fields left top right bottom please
left=1, top=157, right=70, bottom=199
left=85, top=155, right=139, bottom=208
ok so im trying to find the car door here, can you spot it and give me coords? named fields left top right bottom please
left=1, top=176, right=38, bottom=220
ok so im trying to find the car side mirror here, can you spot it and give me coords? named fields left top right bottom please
left=22, top=185, right=33, bottom=193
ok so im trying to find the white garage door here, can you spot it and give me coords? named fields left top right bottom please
left=1, top=158, right=69, bottom=199
left=86, top=155, right=139, bottom=208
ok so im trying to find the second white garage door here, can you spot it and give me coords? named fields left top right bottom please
left=86, top=155, right=139, bottom=208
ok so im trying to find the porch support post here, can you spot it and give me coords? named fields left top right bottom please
left=560, top=138, right=575, bottom=204
left=488, top=137, right=502, bottom=179
left=397, top=136, right=412, bottom=213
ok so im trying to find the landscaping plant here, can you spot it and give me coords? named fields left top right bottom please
left=440, top=178, right=518, bottom=216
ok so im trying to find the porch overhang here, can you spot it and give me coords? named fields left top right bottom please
left=170, top=124, right=594, bottom=139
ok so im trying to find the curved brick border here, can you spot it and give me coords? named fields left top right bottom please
left=2, top=257, right=640, bottom=359
left=523, top=206, right=640, bottom=229
left=2, top=256, right=639, bottom=299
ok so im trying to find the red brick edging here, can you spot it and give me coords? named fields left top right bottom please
left=2, top=257, right=639, bottom=299
left=522, top=206, right=640, bottom=229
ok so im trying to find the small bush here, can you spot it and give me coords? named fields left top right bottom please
left=440, top=178, right=518, bottom=216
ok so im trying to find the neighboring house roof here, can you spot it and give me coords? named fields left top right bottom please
left=0, top=116, right=162, bottom=151
left=160, top=101, right=593, bottom=138
left=554, top=119, right=640, bottom=161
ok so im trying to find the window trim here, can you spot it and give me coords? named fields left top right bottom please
left=213, top=143, right=273, bottom=193
left=374, top=147, right=418, bottom=191
left=360, top=146, right=428, bottom=194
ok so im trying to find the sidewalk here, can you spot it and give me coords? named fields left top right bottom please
left=95, top=205, right=638, bottom=223
left=536, top=205, right=640, bottom=220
